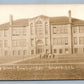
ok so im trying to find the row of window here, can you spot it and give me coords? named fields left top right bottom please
left=12, top=28, right=27, bottom=36
left=53, top=37, right=68, bottom=45
left=73, top=26, right=84, bottom=33
left=0, top=30, right=8, bottom=37
left=53, top=26, right=68, bottom=34
left=0, top=40, right=8, bottom=47
left=79, top=37, right=84, bottom=44
left=4, top=50, right=27, bottom=56
left=31, top=38, right=49, bottom=46
left=30, top=21, right=49, bottom=37
left=53, top=48, right=69, bottom=54
left=12, top=40, right=27, bottom=47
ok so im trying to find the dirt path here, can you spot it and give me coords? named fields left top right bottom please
left=0, top=55, right=39, bottom=65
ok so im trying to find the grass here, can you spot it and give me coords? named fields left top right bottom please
left=0, top=54, right=84, bottom=80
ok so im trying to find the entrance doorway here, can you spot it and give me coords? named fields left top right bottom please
left=36, top=40, right=44, bottom=54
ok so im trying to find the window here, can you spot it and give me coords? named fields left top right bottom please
left=53, top=27, right=56, bottom=34
left=65, top=37, right=68, bottom=45
left=12, top=27, right=26, bottom=36
left=13, top=50, right=16, bottom=55
left=31, top=39, right=34, bottom=46
left=64, top=27, right=68, bottom=34
left=18, top=50, right=20, bottom=55
left=23, top=50, right=27, bottom=55
left=4, top=30, right=8, bottom=36
left=31, top=50, right=34, bottom=54
left=74, top=48, right=78, bottom=53
left=0, top=40, right=3, bottom=47
left=45, top=38, right=48, bottom=46
left=12, top=39, right=26, bottom=47
left=73, top=26, right=77, bottom=33
left=35, top=20, right=43, bottom=38
left=52, top=25, right=68, bottom=34
left=83, top=48, right=84, bottom=53
left=65, top=48, right=68, bottom=54
left=30, top=23, right=33, bottom=35
left=59, top=49, right=62, bottom=54
left=79, top=26, right=84, bottom=33
left=45, top=22, right=48, bottom=34
left=54, top=49, right=57, bottom=53
left=46, top=49, right=48, bottom=54
left=74, top=37, right=77, bottom=45
left=79, top=37, right=84, bottom=44
left=4, top=50, right=8, bottom=56
left=53, top=37, right=68, bottom=45
left=4, top=40, right=8, bottom=47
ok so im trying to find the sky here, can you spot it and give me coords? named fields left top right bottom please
left=0, top=4, right=84, bottom=24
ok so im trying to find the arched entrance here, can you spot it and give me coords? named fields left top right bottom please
left=36, top=40, right=44, bottom=54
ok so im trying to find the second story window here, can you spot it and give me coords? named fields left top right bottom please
left=31, top=39, right=34, bottom=46
left=4, top=40, right=8, bottom=47
left=79, top=37, right=84, bottom=44
left=45, top=22, right=48, bottom=34
left=73, top=26, right=77, bottom=33
left=0, top=40, right=3, bottom=48
left=53, top=27, right=56, bottom=34
left=4, top=30, right=8, bottom=37
left=30, top=23, right=33, bottom=35
left=74, top=37, right=77, bottom=45
left=79, top=26, right=84, bottom=33
left=45, top=38, right=48, bottom=46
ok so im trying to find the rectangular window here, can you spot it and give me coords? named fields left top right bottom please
left=4, top=40, right=8, bottom=47
left=53, top=27, right=56, bottom=34
left=0, top=40, right=3, bottom=47
left=31, top=39, right=34, bottom=46
left=79, top=37, right=84, bottom=44
left=65, top=48, right=69, bottom=54
left=18, top=50, right=20, bottom=55
left=73, top=26, right=77, bottom=33
left=74, top=37, right=77, bottom=45
left=30, top=24, right=33, bottom=35
left=74, top=48, right=78, bottom=53
left=59, top=49, right=62, bottom=54
left=31, top=50, right=34, bottom=54
left=4, top=30, right=8, bottom=36
left=54, top=49, right=57, bottom=53
left=12, top=28, right=19, bottom=36
left=46, top=49, right=48, bottom=54
left=4, top=50, right=8, bottom=56
left=64, top=28, right=68, bottom=34
left=65, top=37, right=68, bottom=45
left=45, top=23, right=48, bottom=34
left=79, top=26, right=84, bottom=33
left=13, top=50, right=16, bottom=55
left=45, top=38, right=48, bottom=46
left=23, top=50, right=27, bottom=55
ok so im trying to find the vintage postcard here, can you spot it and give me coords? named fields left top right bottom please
left=0, top=4, right=84, bottom=80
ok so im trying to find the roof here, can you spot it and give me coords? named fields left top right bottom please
left=0, top=15, right=84, bottom=29
left=50, top=16, right=69, bottom=24
left=0, top=19, right=29, bottom=29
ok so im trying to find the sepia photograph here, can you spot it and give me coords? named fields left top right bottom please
left=0, top=4, right=84, bottom=80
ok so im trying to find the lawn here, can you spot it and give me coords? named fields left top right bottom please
left=0, top=54, right=84, bottom=80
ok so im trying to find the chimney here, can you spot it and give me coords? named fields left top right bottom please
left=68, top=10, right=72, bottom=23
left=10, top=15, right=13, bottom=26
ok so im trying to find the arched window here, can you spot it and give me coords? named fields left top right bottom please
left=35, top=20, right=43, bottom=38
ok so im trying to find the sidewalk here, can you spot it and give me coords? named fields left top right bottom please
left=0, top=55, right=39, bottom=65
